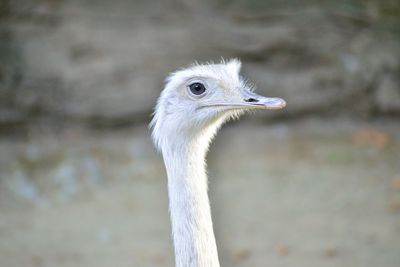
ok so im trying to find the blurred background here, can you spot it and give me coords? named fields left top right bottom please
left=0, top=0, right=399, bottom=266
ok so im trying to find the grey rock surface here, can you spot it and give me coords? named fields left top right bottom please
left=0, top=0, right=399, bottom=129
left=1, top=119, right=399, bottom=267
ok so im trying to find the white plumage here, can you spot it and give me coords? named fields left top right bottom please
left=151, top=59, right=286, bottom=267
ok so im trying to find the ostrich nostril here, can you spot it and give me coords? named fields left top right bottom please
left=244, top=98, right=259, bottom=103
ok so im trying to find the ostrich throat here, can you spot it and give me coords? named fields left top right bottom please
left=161, top=120, right=224, bottom=267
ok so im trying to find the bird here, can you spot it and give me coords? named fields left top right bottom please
left=150, top=59, right=286, bottom=267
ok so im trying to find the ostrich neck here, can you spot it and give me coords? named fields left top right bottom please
left=162, top=130, right=221, bottom=267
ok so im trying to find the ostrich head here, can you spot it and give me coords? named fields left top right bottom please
left=151, top=59, right=286, bottom=151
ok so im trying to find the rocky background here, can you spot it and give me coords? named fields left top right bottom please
left=1, top=1, right=400, bottom=267
left=1, top=0, right=399, bottom=131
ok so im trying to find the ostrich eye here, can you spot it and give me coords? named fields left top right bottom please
left=188, top=82, right=206, bottom=96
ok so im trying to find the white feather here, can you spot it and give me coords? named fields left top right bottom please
left=150, top=59, right=260, bottom=267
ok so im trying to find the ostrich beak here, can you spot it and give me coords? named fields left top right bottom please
left=238, top=89, right=286, bottom=109
left=241, top=94, right=286, bottom=110
left=201, top=91, right=286, bottom=110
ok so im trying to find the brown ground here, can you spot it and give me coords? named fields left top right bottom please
left=0, top=118, right=399, bottom=267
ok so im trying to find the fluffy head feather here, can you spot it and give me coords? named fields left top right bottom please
left=150, top=58, right=286, bottom=152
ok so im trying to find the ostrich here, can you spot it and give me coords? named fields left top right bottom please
left=150, top=59, right=286, bottom=267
